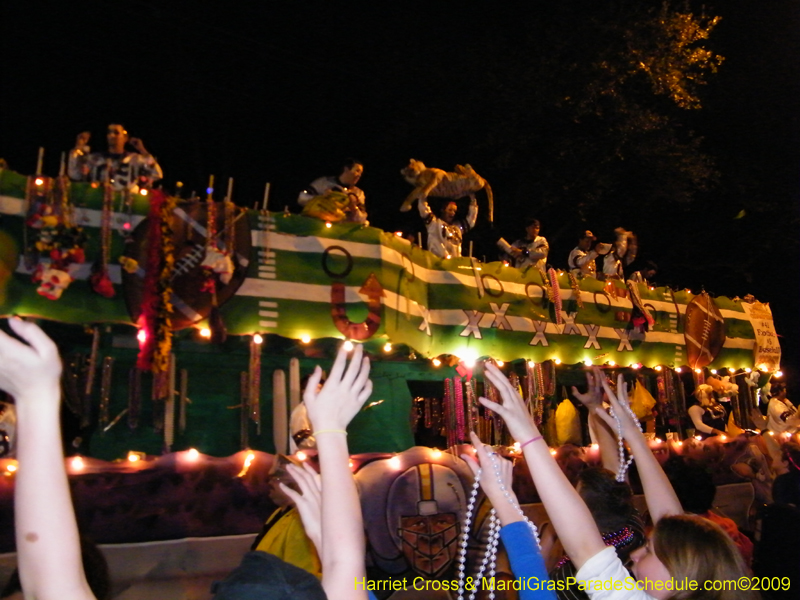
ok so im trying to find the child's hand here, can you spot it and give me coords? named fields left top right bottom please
left=462, top=431, right=518, bottom=510
left=595, top=373, right=640, bottom=440
left=281, top=462, right=323, bottom=553
left=478, top=362, right=539, bottom=444
left=0, top=318, right=61, bottom=403
left=304, top=343, right=373, bottom=432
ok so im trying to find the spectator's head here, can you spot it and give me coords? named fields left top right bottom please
left=441, top=201, right=458, bottom=224
left=211, top=552, right=326, bottom=600
left=642, top=260, right=658, bottom=279
left=106, top=123, right=129, bottom=154
left=770, top=382, right=787, bottom=399
left=635, top=514, right=751, bottom=600
left=577, top=230, right=596, bottom=251
left=663, top=456, right=716, bottom=514
left=339, top=159, right=363, bottom=186
left=576, top=467, right=635, bottom=531
left=524, top=218, right=541, bottom=240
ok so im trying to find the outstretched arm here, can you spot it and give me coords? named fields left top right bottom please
left=571, top=370, right=619, bottom=473
left=0, top=318, right=95, bottom=600
left=594, top=371, right=682, bottom=522
left=480, top=363, right=606, bottom=570
left=303, top=344, right=373, bottom=600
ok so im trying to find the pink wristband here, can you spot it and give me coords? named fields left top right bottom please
left=520, top=435, right=543, bottom=448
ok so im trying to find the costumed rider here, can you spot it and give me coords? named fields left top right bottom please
left=297, top=158, right=368, bottom=225
left=629, top=261, right=658, bottom=285
left=499, top=218, right=549, bottom=270
left=567, top=230, right=610, bottom=279
left=418, top=197, right=477, bottom=259
left=767, top=383, right=799, bottom=436
left=68, top=123, right=163, bottom=192
left=687, top=383, right=727, bottom=440
left=602, top=227, right=637, bottom=280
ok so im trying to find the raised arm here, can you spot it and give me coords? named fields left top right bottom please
left=302, top=344, right=373, bottom=600
left=594, top=371, right=682, bottom=522
left=572, top=370, right=619, bottom=474
left=480, top=363, right=606, bottom=569
left=0, top=318, right=95, bottom=600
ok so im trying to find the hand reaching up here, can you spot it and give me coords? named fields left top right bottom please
left=0, top=318, right=62, bottom=403
left=571, top=367, right=604, bottom=411
left=280, top=462, right=323, bottom=553
left=479, top=362, right=539, bottom=444
left=303, top=343, right=373, bottom=433
left=462, top=431, right=522, bottom=525
left=594, top=372, right=641, bottom=441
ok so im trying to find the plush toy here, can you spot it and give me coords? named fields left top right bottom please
left=301, top=190, right=354, bottom=223
left=399, top=159, right=494, bottom=221
left=200, top=248, right=235, bottom=285
left=34, top=266, right=73, bottom=300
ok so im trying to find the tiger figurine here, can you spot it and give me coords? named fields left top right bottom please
left=399, top=159, right=494, bottom=222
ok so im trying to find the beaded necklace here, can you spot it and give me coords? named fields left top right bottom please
left=609, top=383, right=644, bottom=482
left=457, top=452, right=540, bottom=600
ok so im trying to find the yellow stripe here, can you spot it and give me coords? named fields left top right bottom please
left=418, top=463, right=433, bottom=501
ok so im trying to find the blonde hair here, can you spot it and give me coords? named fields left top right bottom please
left=653, top=515, right=756, bottom=600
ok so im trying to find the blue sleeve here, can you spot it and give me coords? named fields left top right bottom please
left=368, top=592, right=378, bottom=600
left=499, top=521, right=556, bottom=600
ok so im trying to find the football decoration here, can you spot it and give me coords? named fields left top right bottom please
left=683, top=291, right=726, bottom=369
left=122, top=200, right=251, bottom=330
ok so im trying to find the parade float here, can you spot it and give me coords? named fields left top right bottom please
left=0, top=165, right=784, bottom=591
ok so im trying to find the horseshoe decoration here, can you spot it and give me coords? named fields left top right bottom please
left=331, top=272, right=385, bottom=340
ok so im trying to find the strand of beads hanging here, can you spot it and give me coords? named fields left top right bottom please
left=609, top=383, right=644, bottom=482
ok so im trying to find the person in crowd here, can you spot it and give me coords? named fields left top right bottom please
left=504, top=218, right=549, bottom=270
left=418, top=197, right=477, bottom=258
left=68, top=123, right=162, bottom=191
left=767, top=383, right=799, bottom=436
left=772, top=442, right=800, bottom=506
left=297, top=159, right=367, bottom=224
left=687, top=383, right=728, bottom=440
left=479, top=362, right=756, bottom=599
left=663, top=456, right=754, bottom=568
left=567, top=230, right=602, bottom=279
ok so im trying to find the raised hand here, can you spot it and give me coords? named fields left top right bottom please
left=462, top=431, right=522, bottom=525
left=303, top=343, right=372, bottom=433
left=0, top=318, right=62, bottom=403
left=571, top=367, right=604, bottom=411
left=280, top=462, right=323, bottom=553
left=594, top=372, right=640, bottom=441
left=479, top=362, right=539, bottom=444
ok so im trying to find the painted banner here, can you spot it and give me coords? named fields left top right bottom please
left=0, top=168, right=776, bottom=369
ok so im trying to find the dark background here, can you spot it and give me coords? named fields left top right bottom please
left=1, top=1, right=797, bottom=385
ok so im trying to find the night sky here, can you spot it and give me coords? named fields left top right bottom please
left=2, top=1, right=798, bottom=383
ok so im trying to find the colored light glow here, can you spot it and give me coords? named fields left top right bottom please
left=631, top=363, right=641, bottom=369
left=325, top=222, right=332, bottom=228
left=296, top=451, right=307, bottom=461
left=394, top=231, right=403, bottom=237
left=655, top=438, right=662, bottom=444
left=459, top=348, right=478, bottom=367
left=554, top=359, right=562, bottom=365
left=206, top=187, right=213, bottom=194
left=6, top=463, right=17, bottom=473
left=71, top=456, right=84, bottom=471
left=300, top=334, right=311, bottom=344
left=127, top=452, right=140, bottom=463
left=767, top=431, right=774, bottom=436
left=549, top=449, right=557, bottom=456
left=431, top=449, right=442, bottom=459
left=122, top=222, right=131, bottom=230
left=388, top=456, right=401, bottom=470
left=140, top=188, right=148, bottom=196
left=137, top=329, right=147, bottom=343
left=655, top=365, right=663, bottom=371
left=186, top=448, right=200, bottom=461
left=253, top=334, right=263, bottom=345
left=591, top=443, right=599, bottom=450
left=720, top=435, right=727, bottom=441
left=348, top=460, right=354, bottom=469
left=710, top=369, right=717, bottom=375
left=237, top=452, right=256, bottom=477
left=384, top=342, right=392, bottom=352
left=343, top=340, right=354, bottom=352
left=528, top=360, right=535, bottom=367
left=675, top=367, right=682, bottom=373
left=676, top=441, right=683, bottom=446
left=445, top=255, right=451, bottom=259
left=608, top=360, right=616, bottom=367
left=199, top=328, right=211, bottom=339
left=776, top=371, right=783, bottom=378
left=694, top=435, right=702, bottom=441
left=34, top=177, right=44, bottom=186
left=759, top=364, right=768, bottom=372
left=432, top=358, right=442, bottom=367
left=745, top=368, right=752, bottom=373
left=583, top=359, right=592, bottom=367
left=694, top=368, right=702, bottom=374
left=496, top=360, right=504, bottom=367
left=512, top=442, right=521, bottom=453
